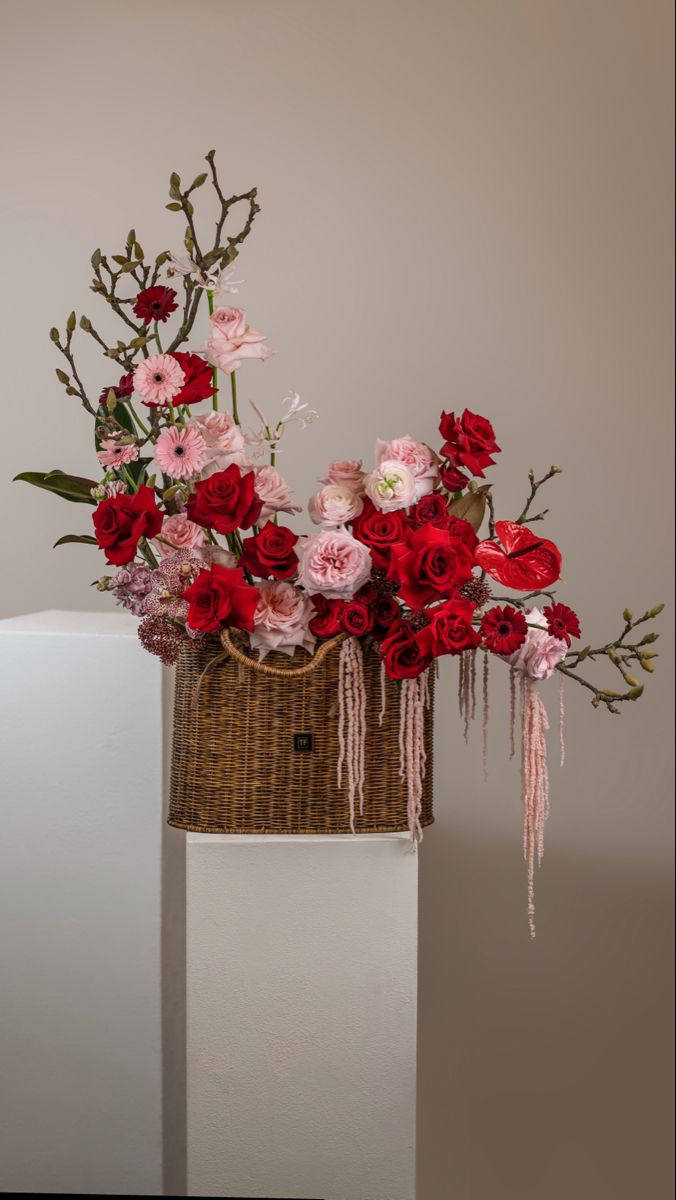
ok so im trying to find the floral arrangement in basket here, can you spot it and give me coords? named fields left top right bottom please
left=16, top=152, right=664, bottom=934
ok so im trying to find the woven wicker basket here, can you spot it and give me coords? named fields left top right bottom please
left=168, top=630, right=434, bottom=835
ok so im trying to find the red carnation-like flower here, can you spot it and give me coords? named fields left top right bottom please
left=417, top=599, right=481, bottom=658
left=387, top=522, right=476, bottom=611
left=171, top=351, right=217, bottom=407
left=182, top=564, right=259, bottom=634
left=309, top=595, right=345, bottom=637
left=380, top=620, right=432, bottom=681
left=543, top=603, right=580, bottom=646
left=350, top=499, right=408, bottom=569
left=92, top=485, right=162, bottom=566
left=239, top=521, right=299, bottom=580
left=187, top=464, right=262, bottom=536
left=439, top=409, right=500, bottom=478
left=409, top=493, right=449, bottom=528
left=475, top=520, right=562, bottom=591
left=342, top=599, right=374, bottom=636
left=98, top=372, right=134, bottom=405
left=439, top=462, right=470, bottom=493
left=480, top=605, right=528, bottom=655
left=133, top=286, right=178, bottom=325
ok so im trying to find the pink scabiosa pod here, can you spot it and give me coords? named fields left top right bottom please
left=157, top=512, right=206, bottom=558
left=254, top=465, right=301, bottom=520
left=505, top=608, right=568, bottom=680
left=375, top=436, right=438, bottom=501
left=297, top=529, right=372, bottom=600
left=250, top=580, right=316, bottom=660
left=188, top=410, right=249, bottom=475
left=364, top=459, right=417, bottom=513
left=318, top=460, right=366, bottom=494
left=205, top=306, right=276, bottom=374
left=308, top=484, right=364, bottom=527
left=134, top=353, right=185, bottom=406
left=154, top=425, right=208, bottom=480
left=96, top=438, right=140, bottom=469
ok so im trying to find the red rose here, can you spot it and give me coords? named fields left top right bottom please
left=182, top=564, right=260, bottom=633
left=187, top=464, right=262, bottom=535
left=439, top=409, right=500, bottom=478
left=354, top=581, right=379, bottom=607
left=372, top=592, right=401, bottom=635
left=309, top=595, right=345, bottom=637
left=171, top=351, right=217, bottom=407
left=387, top=523, right=476, bottom=611
left=475, top=520, right=562, bottom=591
left=92, top=485, right=162, bottom=566
left=417, top=599, right=480, bottom=658
left=410, top=493, right=449, bottom=527
left=133, top=285, right=178, bottom=325
left=445, top=514, right=479, bottom=553
left=439, top=462, right=470, bottom=493
left=350, top=499, right=408, bottom=569
left=342, top=600, right=374, bottom=636
left=380, top=620, right=432, bottom=681
left=239, top=521, right=299, bottom=580
left=480, top=604, right=528, bottom=654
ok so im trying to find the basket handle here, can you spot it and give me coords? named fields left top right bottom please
left=219, top=628, right=346, bottom=678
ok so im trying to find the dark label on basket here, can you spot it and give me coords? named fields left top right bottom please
left=293, top=732, right=313, bottom=753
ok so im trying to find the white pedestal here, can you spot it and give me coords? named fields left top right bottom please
left=186, top=832, right=419, bottom=1200
left=0, top=611, right=165, bottom=1196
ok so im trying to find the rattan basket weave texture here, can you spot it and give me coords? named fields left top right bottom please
left=168, top=631, right=434, bottom=835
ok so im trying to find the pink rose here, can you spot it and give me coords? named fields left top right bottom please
left=205, top=306, right=276, bottom=374
left=188, top=411, right=249, bottom=476
left=318, top=459, right=366, bottom=493
left=250, top=580, right=316, bottom=660
left=364, top=459, right=417, bottom=513
left=375, top=435, right=438, bottom=501
left=157, top=513, right=206, bottom=558
left=253, top=465, right=301, bottom=521
left=506, top=608, right=567, bottom=680
left=308, top=485, right=364, bottom=527
left=296, top=529, right=372, bottom=600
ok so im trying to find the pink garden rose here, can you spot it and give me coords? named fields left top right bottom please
left=506, top=607, right=567, bottom=680
left=205, top=306, right=275, bottom=374
left=364, top=459, right=417, bottom=513
left=249, top=580, right=316, bottom=660
left=318, top=459, right=366, bottom=493
left=253, top=465, right=301, bottom=520
left=375, top=435, right=438, bottom=501
left=157, top=512, right=206, bottom=558
left=296, top=529, right=372, bottom=600
left=308, top=484, right=364, bottom=527
left=188, top=410, right=249, bottom=475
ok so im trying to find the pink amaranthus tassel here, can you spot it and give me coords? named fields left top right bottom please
left=399, top=669, right=431, bottom=844
left=337, top=637, right=367, bottom=831
left=520, top=674, right=550, bottom=939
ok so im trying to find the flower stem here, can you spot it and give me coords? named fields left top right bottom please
left=230, top=370, right=239, bottom=425
left=128, top=400, right=150, bottom=437
left=153, top=322, right=163, bottom=354
left=206, top=290, right=219, bottom=411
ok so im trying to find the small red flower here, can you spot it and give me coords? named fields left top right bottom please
left=409, top=493, right=449, bottom=527
left=133, top=286, right=178, bottom=325
left=342, top=599, right=374, bottom=636
left=308, top=595, right=345, bottom=637
left=239, top=521, right=299, bottom=580
left=543, top=603, right=580, bottom=646
left=439, top=462, right=470, bottom=492
left=98, top=372, right=134, bottom=405
left=372, top=593, right=401, bottom=635
left=480, top=605, right=528, bottom=655
left=475, top=520, right=562, bottom=591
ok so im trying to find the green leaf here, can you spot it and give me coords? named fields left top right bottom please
left=54, top=534, right=98, bottom=548
left=14, top=470, right=97, bottom=504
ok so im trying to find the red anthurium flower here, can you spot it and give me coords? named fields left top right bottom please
left=239, top=521, right=299, bottom=580
left=475, top=520, right=562, bottom=590
left=543, top=603, right=580, bottom=646
left=170, top=351, right=217, bottom=407
left=133, top=286, right=178, bottom=325
left=481, top=605, right=528, bottom=655
left=181, top=564, right=260, bottom=634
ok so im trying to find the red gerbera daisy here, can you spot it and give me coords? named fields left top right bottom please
left=543, top=603, right=580, bottom=646
left=98, top=372, right=134, bottom=405
left=133, top=285, right=178, bottom=325
left=481, top=604, right=528, bottom=655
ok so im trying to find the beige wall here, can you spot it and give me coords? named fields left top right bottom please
left=1, top=1, right=673, bottom=1197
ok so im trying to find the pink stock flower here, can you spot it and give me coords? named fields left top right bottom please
left=97, top=439, right=140, bottom=468
left=308, top=484, right=364, bottom=527
left=253, top=465, right=301, bottom=520
left=133, top=353, right=185, bottom=406
left=250, top=580, right=316, bottom=660
left=319, top=459, right=366, bottom=493
left=155, top=425, right=208, bottom=480
left=364, top=459, right=417, bottom=512
left=296, top=529, right=372, bottom=600
left=375, top=435, right=438, bottom=501
left=505, top=607, right=568, bottom=680
left=188, top=410, right=249, bottom=475
left=205, top=306, right=275, bottom=374
left=157, top=512, right=206, bottom=557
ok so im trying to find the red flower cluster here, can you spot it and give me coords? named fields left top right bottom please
left=187, top=464, right=262, bottom=535
left=439, top=409, right=501, bottom=479
left=133, top=286, right=178, bottom=325
left=92, top=486, right=162, bottom=565
left=182, top=565, right=259, bottom=633
left=240, top=521, right=299, bottom=579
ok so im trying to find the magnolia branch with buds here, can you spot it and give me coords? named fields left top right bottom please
left=557, top=605, right=664, bottom=713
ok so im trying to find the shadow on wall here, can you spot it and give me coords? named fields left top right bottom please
left=417, top=823, right=674, bottom=1200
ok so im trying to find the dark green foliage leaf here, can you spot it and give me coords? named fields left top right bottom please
left=54, top=534, right=98, bottom=548
left=14, top=470, right=98, bottom=504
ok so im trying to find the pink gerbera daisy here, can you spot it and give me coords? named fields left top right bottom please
left=97, top=438, right=140, bottom=468
left=134, top=354, right=185, bottom=406
left=155, top=425, right=208, bottom=480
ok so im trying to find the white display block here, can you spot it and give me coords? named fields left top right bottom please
left=0, top=611, right=165, bottom=1196
left=186, top=832, right=419, bottom=1200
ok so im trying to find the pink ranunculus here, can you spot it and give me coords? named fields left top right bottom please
left=205, top=306, right=276, bottom=375
left=254, top=465, right=302, bottom=520
left=249, top=580, right=316, bottom=661
left=97, top=439, right=140, bottom=468
left=505, top=607, right=568, bottom=680
left=364, top=459, right=417, bottom=513
left=375, top=435, right=438, bottom=501
left=188, top=410, right=250, bottom=476
left=154, top=424, right=208, bottom=480
left=157, top=512, right=206, bottom=558
left=318, top=459, right=366, bottom=493
left=308, top=484, right=364, bottom=527
left=296, top=529, right=372, bottom=600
